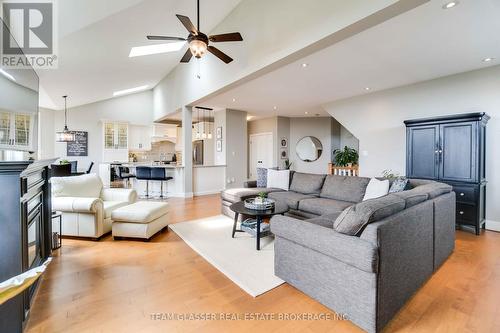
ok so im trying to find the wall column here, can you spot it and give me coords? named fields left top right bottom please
left=182, top=106, right=193, bottom=197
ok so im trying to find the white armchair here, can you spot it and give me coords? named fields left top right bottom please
left=51, top=174, right=137, bottom=240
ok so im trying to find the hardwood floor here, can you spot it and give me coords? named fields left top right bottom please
left=26, top=194, right=500, bottom=333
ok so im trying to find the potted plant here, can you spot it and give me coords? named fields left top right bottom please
left=284, top=159, right=292, bottom=170
left=59, top=159, right=70, bottom=165
left=332, top=146, right=359, bottom=167
left=255, top=191, right=267, bottom=204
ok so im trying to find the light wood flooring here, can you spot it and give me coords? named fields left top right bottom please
left=26, top=194, right=500, bottom=333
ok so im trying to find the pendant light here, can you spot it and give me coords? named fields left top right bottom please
left=56, top=95, right=76, bottom=142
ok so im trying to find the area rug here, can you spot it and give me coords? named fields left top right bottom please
left=169, top=215, right=284, bottom=297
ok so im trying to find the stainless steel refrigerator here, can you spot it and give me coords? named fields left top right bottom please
left=193, top=140, right=204, bottom=165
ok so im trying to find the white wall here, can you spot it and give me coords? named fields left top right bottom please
left=153, top=0, right=400, bottom=119
left=193, top=166, right=226, bottom=196
left=53, top=91, right=154, bottom=170
left=38, top=107, right=55, bottom=159
left=225, top=109, right=247, bottom=188
left=289, top=117, right=332, bottom=174
left=324, top=65, right=500, bottom=224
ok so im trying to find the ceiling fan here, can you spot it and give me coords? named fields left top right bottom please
left=147, top=0, right=243, bottom=64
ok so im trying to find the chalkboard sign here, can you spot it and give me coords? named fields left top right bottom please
left=67, top=131, right=88, bottom=156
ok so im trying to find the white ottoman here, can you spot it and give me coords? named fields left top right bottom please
left=111, top=201, right=169, bottom=240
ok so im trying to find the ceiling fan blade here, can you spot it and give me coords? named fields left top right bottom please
left=176, top=14, right=198, bottom=35
left=209, top=32, right=243, bottom=43
left=180, top=48, right=193, bottom=63
left=147, top=35, right=186, bottom=41
left=208, top=46, right=233, bottom=64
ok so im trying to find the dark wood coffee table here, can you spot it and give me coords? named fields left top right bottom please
left=229, top=201, right=289, bottom=250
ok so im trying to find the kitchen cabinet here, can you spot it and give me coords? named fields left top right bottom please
left=405, top=113, right=489, bottom=235
left=102, top=121, right=128, bottom=162
left=0, top=111, right=35, bottom=151
left=129, top=125, right=152, bottom=151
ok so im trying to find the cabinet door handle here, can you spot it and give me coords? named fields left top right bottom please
left=459, top=211, right=464, bottom=215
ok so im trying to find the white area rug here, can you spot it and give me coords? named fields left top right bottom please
left=169, top=215, right=284, bottom=297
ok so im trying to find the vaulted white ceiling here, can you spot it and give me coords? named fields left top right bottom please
left=38, top=0, right=243, bottom=109
left=201, top=0, right=500, bottom=118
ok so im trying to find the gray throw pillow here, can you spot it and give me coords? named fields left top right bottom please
left=333, top=194, right=406, bottom=235
left=389, top=177, right=408, bottom=193
left=256, top=167, right=268, bottom=187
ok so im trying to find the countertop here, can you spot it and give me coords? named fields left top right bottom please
left=123, top=163, right=184, bottom=169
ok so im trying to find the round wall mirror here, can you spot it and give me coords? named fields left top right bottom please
left=296, top=136, right=323, bottom=162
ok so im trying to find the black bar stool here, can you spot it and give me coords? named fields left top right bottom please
left=150, top=168, right=173, bottom=198
left=118, top=166, right=136, bottom=188
left=136, top=167, right=152, bottom=198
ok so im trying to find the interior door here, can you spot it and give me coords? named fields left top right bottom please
left=249, top=133, right=273, bottom=179
left=439, top=121, right=477, bottom=182
left=407, top=125, right=439, bottom=179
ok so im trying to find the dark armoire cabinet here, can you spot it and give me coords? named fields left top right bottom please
left=405, top=113, right=489, bottom=235
left=0, top=159, right=55, bottom=332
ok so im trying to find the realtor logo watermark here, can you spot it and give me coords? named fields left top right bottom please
left=1, top=0, right=58, bottom=69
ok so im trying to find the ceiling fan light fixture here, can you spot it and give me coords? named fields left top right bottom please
left=189, top=39, right=208, bottom=58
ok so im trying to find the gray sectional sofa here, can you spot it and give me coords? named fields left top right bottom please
left=220, top=172, right=456, bottom=333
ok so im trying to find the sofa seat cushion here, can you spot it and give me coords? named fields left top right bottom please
left=268, top=191, right=317, bottom=210
left=221, top=187, right=280, bottom=203
left=298, top=198, right=353, bottom=216
left=320, top=175, right=371, bottom=203
left=333, top=194, right=406, bottom=236
left=111, top=201, right=169, bottom=224
left=103, top=201, right=129, bottom=219
left=305, top=212, right=342, bottom=229
left=51, top=174, right=103, bottom=198
left=289, top=172, right=326, bottom=195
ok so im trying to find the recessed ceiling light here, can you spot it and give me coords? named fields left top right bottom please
left=129, top=42, right=185, bottom=57
left=301, top=63, right=308, bottom=68
left=0, top=68, right=15, bottom=81
left=113, top=85, right=149, bottom=97
left=304, top=111, right=309, bottom=115
left=232, top=98, right=236, bottom=102
left=365, top=87, right=371, bottom=91
left=273, top=106, right=277, bottom=110
left=483, top=57, right=495, bottom=62
left=442, top=1, right=458, bottom=9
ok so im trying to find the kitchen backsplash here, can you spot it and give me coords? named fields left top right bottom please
left=130, top=141, right=176, bottom=162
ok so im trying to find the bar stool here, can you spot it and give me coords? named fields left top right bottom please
left=136, top=167, right=152, bottom=198
left=118, top=166, right=136, bottom=188
left=150, top=168, right=173, bottom=198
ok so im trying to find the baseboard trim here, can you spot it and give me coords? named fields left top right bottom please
left=485, top=220, right=500, bottom=232
left=194, top=190, right=223, bottom=196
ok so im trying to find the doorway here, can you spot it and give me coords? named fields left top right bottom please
left=249, top=132, right=274, bottom=179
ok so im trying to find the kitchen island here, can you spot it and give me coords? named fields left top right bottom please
left=123, top=163, right=184, bottom=197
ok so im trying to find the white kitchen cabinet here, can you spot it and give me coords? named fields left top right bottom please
left=152, top=124, right=175, bottom=137
left=129, top=125, right=152, bottom=151
left=102, top=121, right=128, bottom=162
left=0, top=111, right=35, bottom=151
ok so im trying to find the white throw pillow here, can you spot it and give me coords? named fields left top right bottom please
left=363, top=178, right=389, bottom=201
left=267, top=169, right=290, bottom=191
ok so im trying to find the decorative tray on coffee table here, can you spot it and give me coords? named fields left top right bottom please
left=244, top=198, right=276, bottom=210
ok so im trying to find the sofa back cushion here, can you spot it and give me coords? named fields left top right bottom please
left=51, top=174, right=103, bottom=198
left=411, top=182, right=452, bottom=199
left=289, top=172, right=326, bottom=194
left=320, top=175, right=371, bottom=203
left=333, top=194, right=406, bottom=235
left=392, top=189, right=428, bottom=208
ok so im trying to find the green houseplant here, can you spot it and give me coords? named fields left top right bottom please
left=333, top=146, right=359, bottom=167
